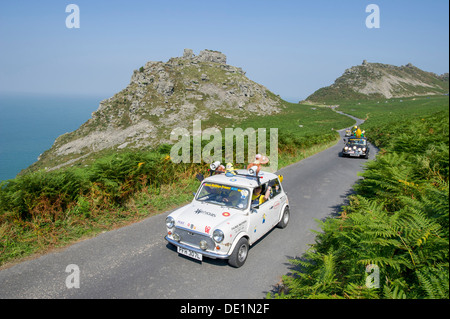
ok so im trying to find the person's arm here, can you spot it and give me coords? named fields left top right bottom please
left=259, top=187, right=271, bottom=204
left=264, top=187, right=271, bottom=200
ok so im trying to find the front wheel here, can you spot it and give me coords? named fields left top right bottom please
left=277, top=206, right=290, bottom=229
left=228, top=237, right=249, bottom=268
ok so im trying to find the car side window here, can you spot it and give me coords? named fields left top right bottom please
left=259, top=182, right=270, bottom=206
left=252, top=182, right=269, bottom=208
left=270, top=179, right=282, bottom=199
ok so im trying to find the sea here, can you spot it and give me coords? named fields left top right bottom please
left=0, top=93, right=105, bottom=182
left=0, top=93, right=304, bottom=182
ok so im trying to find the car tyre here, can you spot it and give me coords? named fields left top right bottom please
left=228, top=237, right=249, bottom=268
left=277, top=206, right=290, bottom=229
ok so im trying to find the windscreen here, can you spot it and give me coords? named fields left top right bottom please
left=196, top=182, right=250, bottom=210
left=348, top=138, right=367, bottom=146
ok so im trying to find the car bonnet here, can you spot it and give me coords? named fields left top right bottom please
left=173, top=201, right=240, bottom=235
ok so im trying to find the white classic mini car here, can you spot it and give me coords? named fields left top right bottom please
left=164, top=165, right=290, bottom=267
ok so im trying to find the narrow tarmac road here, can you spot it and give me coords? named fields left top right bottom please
left=0, top=115, right=375, bottom=299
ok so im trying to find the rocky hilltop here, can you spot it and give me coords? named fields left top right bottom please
left=31, top=49, right=283, bottom=172
left=306, top=60, right=449, bottom=103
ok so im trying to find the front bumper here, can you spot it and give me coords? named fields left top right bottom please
left=165, top=236, right=231, bottom=260
left=342, top=150, right=368, bottom=157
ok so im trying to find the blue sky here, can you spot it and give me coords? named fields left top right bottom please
left=0, top=0, right=448, bottom=102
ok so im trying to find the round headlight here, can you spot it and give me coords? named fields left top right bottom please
left=363, top=147, right=367, bottom=151
left=199, top=240, right=208, bottom=250
left=213, top=229, right=224, bottom=243
left=166, top=216, right=175, bottom=229
left=344, top=146, right=348, bottom=150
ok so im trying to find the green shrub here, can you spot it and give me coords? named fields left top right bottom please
left=273, top=106, right=449, bottom=299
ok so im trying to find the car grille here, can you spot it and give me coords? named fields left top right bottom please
left=175, top=227, right=215, bottom=250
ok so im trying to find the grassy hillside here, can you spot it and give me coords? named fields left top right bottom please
left=0, top=101, right=353, bottom=266
left=271, top=96, right=449, bottom=299
left=336, top=95, right=449, bottom=123
left=306, top=62, right=449, bottom=104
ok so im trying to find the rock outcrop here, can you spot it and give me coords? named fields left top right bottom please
left=31, top=49, right=283, bottom=172
left=306, top=61, right=449, bottom=102
left=184, top=49, right=227, bottom=64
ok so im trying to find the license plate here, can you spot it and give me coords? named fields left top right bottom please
left=350, top=153, right=360, bottom=157
left=177, top=246, right=202, bottom=261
